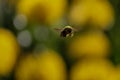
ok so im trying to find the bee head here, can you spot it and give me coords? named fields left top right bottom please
left=64, top=26, right=73, bottom=29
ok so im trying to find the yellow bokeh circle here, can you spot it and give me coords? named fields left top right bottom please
left=70, top=59, right=118, bottom=80
left=0, top=28, right=20, bottom=75
left=69, top=0, right=114, bottom=29
left=67, top=31, right=111, bottom=58
left=15, top=50, right=66, bottom=80
left=17, top=0, right=67, bottom=24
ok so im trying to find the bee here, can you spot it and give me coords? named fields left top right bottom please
left=55, top=26, right=78, bottom=37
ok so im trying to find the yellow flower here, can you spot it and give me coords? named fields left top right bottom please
left=17, top=0, right=67, bottom=24
left=0, top=28, right=20, bottom=75
left=69, top=0, right=114, bottom=30
left=67, top=31, right=110, bottom=58
left=70, top=59, right=118, bottom=80
left=116, top=65, right=120, bottom=80
left=15, top=50, right=66, bottom=80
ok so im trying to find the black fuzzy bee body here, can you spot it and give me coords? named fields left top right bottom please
left=55, top=26, right=78, bottom=38
left=60, top=28, right=72, bottom=37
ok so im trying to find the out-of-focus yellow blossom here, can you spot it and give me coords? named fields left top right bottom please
left=16, top=0, right=67, bottom=24
left=69, top=0, right=114, bottom=30
left=0, top=28, right=20, bottom=76
left=67, top=31, right=111, bottom=58
left=15, top=50, right=66, bottom=80
left=116, top=65, right=120, bottom=80
left=70, top=59, right=118, bottom=80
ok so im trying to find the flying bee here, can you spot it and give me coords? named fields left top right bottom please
left=55, top=26, right=78, bottom=37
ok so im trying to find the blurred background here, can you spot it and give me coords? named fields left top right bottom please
left=0, top=0, right=120, bottom=80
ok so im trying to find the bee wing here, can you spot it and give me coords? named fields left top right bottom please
left=54, top=28, right=62, bottom=32
left=72, top=26, right=81, bottom=32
